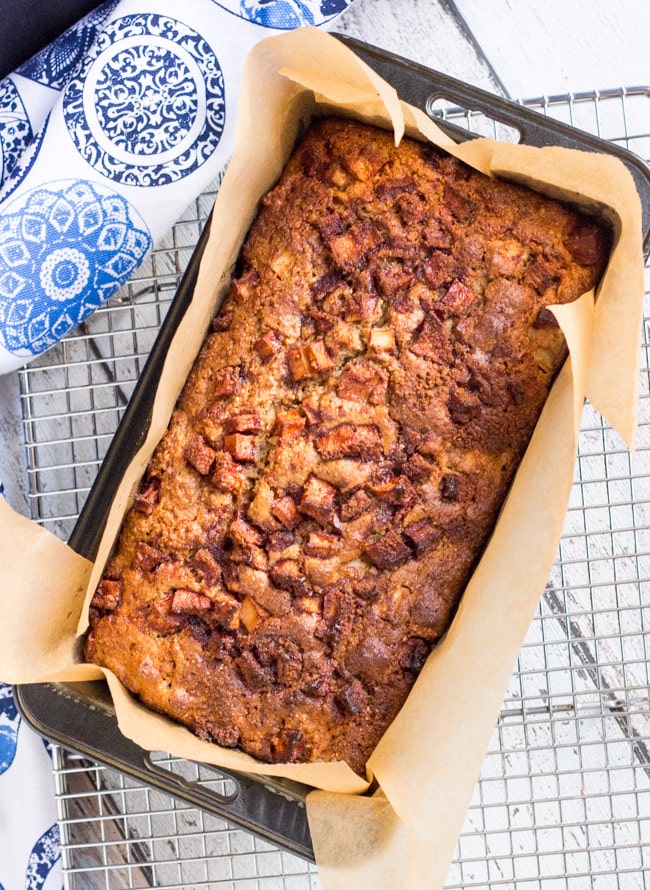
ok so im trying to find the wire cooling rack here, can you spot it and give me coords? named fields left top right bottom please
left=17, top=87, right=650, bottom=889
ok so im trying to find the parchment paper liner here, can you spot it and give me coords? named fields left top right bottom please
left=0, top=28, right=644, bottom=889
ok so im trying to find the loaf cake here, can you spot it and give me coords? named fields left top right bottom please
left=84, top=117, right=609, bottom=773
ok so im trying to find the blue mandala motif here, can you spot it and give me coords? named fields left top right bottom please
left=16, top=0, right=119, bottom=91
left=63, top=14, right=226, bottom=187
left=0, top=78, right=33, bottom=188
left=25, top=824, right=61, bottom=890
left=95, top=44, right=198, bottom=158
left=0, top=180, right=152, bottom=356
left=211, top=0, right=353, bottom=28
left=0, top=682, right=20, bottom=774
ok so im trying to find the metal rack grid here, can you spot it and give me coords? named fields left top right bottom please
left=17, top=87, right=650, bottom=889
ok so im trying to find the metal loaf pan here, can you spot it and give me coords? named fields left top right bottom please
left=16, top=34, right=650, bottom=863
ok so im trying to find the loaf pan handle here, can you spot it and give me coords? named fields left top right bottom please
left=335, top=34, right=650, bottom=255
left=15, top=681, right=316, bottom=861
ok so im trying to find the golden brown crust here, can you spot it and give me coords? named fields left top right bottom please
left=84, top=118, right=609, bottom=773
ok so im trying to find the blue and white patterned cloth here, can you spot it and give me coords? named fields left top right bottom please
left=0, top=683, right=62, bottom=890
left=0, top=0, right=354, bottom=375
left=0, top=1, right=355, bottom=886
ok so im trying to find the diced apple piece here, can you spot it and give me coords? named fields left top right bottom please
left=272, top=495, right=301, bottom=530
left=171, top=589, right=212, bottom=615
left=224, top=433, right=258, bottom=462
left=254, top=329, right=281, bottom=358
left=275, top=409, right=305, bottom=440
left=306, top=339, right=336, bottom=371
left=212, top=366, right=241, bottom=399
left=368, top=327, right=396, bottom=353
left=240, top=596, right=261, bottom=632
left=315, top=423, right=382, bottom=460
left=184, top=435, right=216, bottom=476
left=299, top=476, right=337, bottom=524
left=287, top=346, right=313, bottom=381
left=225, top=413, right=263, bottom=433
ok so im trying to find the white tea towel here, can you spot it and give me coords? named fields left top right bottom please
left=0, top=683, right=62, bottom=890
left=0, top=0, right=356, bottom=375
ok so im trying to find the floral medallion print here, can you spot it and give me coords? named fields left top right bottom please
left=15, top=0, right=120, bottom=91
left=210, top=0, right=353, bottom=28
left=0, top=683, right=20, bottom=775
left=0, top=179, right=151, bottom=356
left=63, top=14, right=226, bottom=187
left=0, top=78, right=33, bottom=188
left=25, top=824, right=61, bottom=890
left=0, top=113, right=50, bottom=204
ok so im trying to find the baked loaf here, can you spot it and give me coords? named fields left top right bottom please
left=84, top=118, right=609, bottom=773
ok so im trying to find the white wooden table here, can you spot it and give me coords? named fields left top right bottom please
left=1, top=1, right=649, bottom=888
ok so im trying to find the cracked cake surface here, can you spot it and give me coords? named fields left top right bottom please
left=84, top=117, right=609, bottom=773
